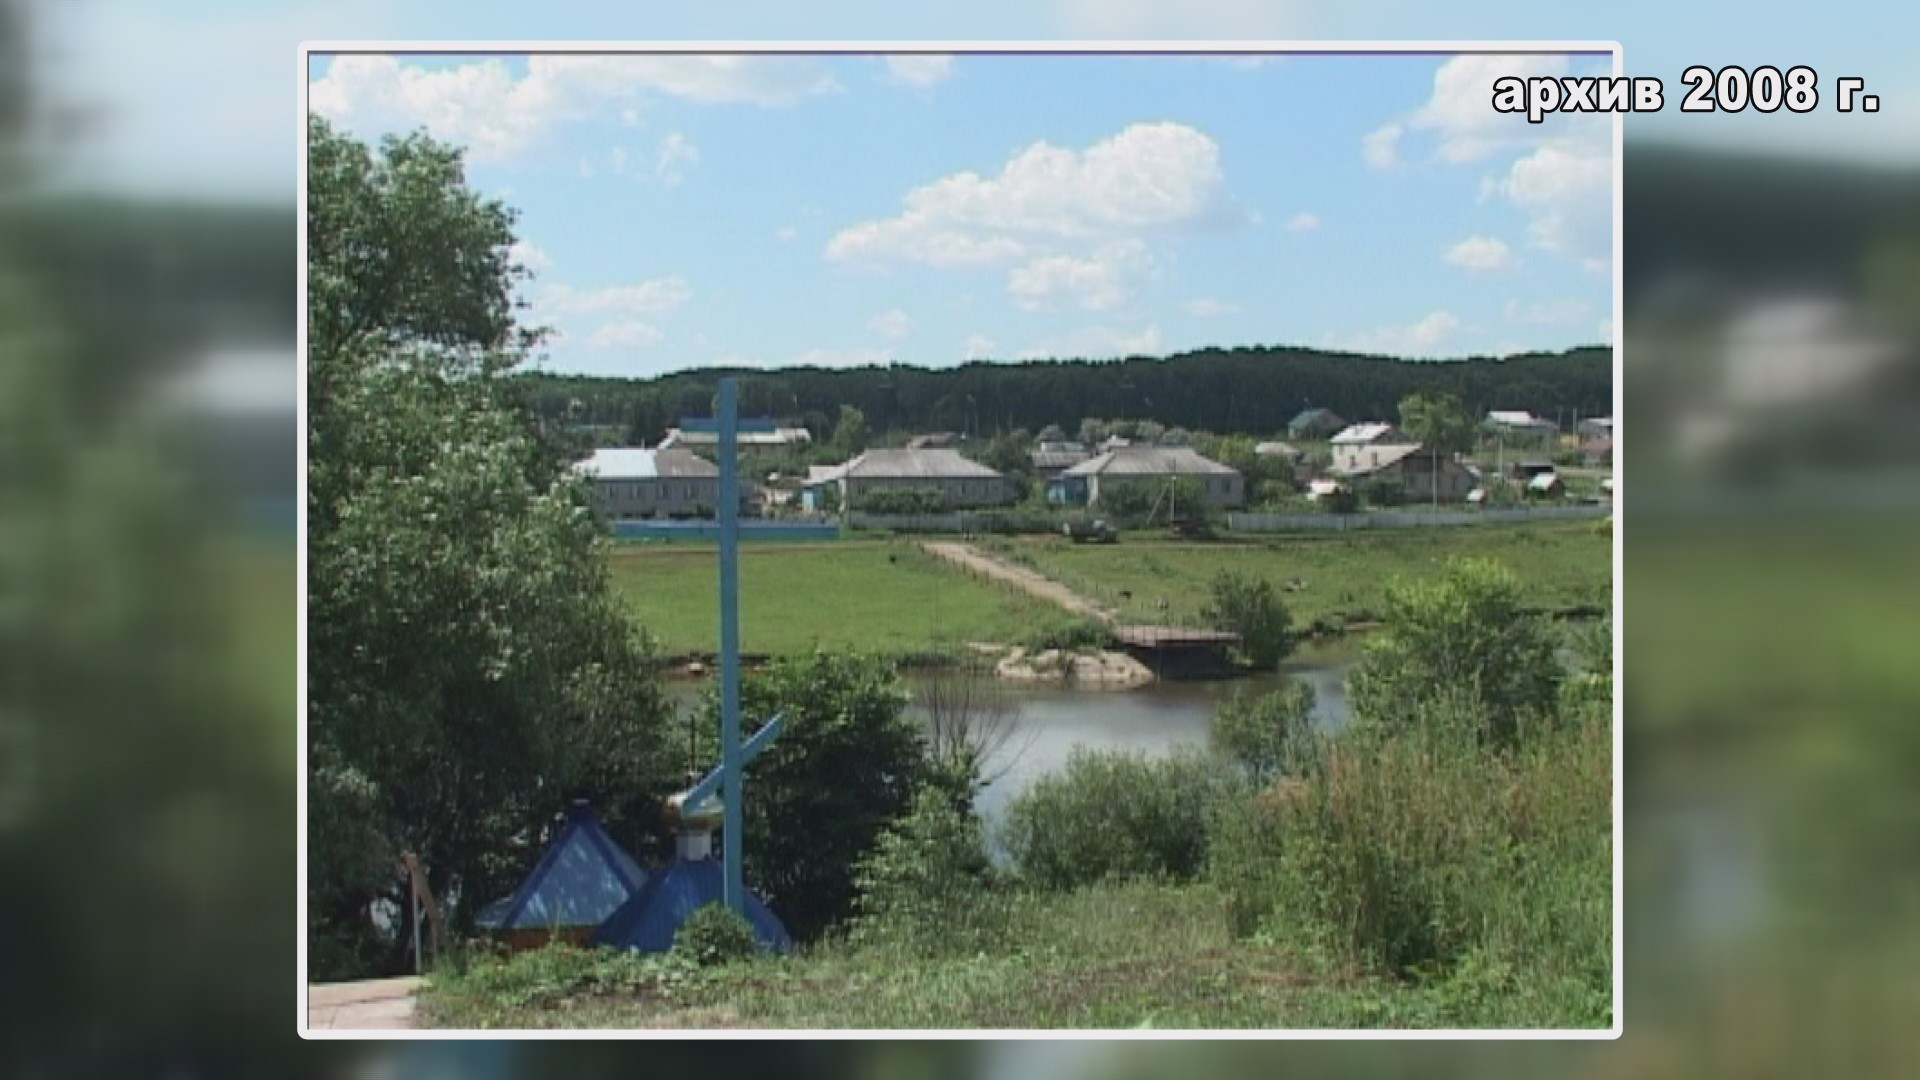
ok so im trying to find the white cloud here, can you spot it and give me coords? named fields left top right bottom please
left=1020, top=323, right=1163, bottom=360
left=1184, top=298, right=1240, bottom=318
left=869, top=309, right=915, bottom=339
left=1007, top=240, right=1153, bottom=312
left=1361, top=122, right=1403, bottom=169
left=538, top=276, right=692, bottom=318
left=964, top=334, right=998, bottom=361
left=1504, top=297, right=1591, bottom=324
left=826, top=122, right=1232, bottom=267
left=1345, top=311, right=1461, bottom=356
left=1444, top=235, right=1514, bottom=271
left=885, top=55, right=956, bottom=88
left=508, top=240, right=554, bottom=274
left=589, top=321, right=663, bottom=349
left=308, top=54, right=838, bottom=161
left=655, top=132, right=699, bottom=186
left=1500, top=145, right=1612, bottom=263
left=775, top=226, right=799, bottom=242
left=1285, top=211, right=1320, bottom=232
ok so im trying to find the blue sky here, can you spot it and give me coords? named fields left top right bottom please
left=304, top=50, right=1614, bottom=376
left=43, top=1, right=1919, bottom=377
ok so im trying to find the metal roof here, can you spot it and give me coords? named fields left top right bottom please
left=573, top=447, right=719, bottom=480
left=1330, top=422, right=1411, bottom=445
left=1062, top=444, right=1239, bottom=478
left=1254, top=441, right=1301, bottom=458
left=659, top=426, right=811, bottom=448
left=838, top=447, right=1005, bottom=480
left=1332, top=442, right=1427, bottom=477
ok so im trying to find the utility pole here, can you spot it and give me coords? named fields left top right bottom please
left=716, top=378, right=743, bottom=914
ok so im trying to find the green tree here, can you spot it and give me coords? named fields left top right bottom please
left=1348, top=558, right=1563, bottom=746
left=1202, top=571, right=1296, bottom=669
left=1397, top=391, right=1478, bottom=455
left=306, top=119, right=671, bottom=976
left=702, top=653, right=927, bottom=941
left=1212, top=682, right=1318, bottom=778
left=831, top=404, right=870, bottom=458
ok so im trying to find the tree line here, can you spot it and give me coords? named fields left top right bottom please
left=520, top=345, right=1611, bottom=448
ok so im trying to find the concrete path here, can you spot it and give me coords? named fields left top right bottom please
left=307, top=976, right=422, bottom=1031
left=921, top=541, right=1115, bottom=622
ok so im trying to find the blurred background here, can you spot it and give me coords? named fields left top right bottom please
left=3, top=0, right=1917, bottom=1076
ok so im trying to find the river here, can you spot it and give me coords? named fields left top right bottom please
left=661, top=642, right=1359, bottom=834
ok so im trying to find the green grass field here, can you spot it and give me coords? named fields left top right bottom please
left=605, top=540, right=1059, bottom=657
left=421, top=880, right=1536, bottom=1029
left=983, top=520, right=1612, bottom=630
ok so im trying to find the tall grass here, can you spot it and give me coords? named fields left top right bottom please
left=1209, top=693, right=1612, bottom=1025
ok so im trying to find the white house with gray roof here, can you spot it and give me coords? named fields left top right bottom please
left=808, top=447, right=1012, bottom=510
left=1058, top=444, right=1244, bottom=508
left=573, top=447, right=739, bottom=518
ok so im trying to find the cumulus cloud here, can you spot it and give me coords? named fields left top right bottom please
left=869, top=309, right=915, bottom=339
left=508, top=240, right=554, bottom=274
left=1499, top=145, right=1612, bottom=264
left=1444, top=235, right=1515, bottom=271
left=964, top=334, right=998, bottom=360
left=1184, top=298, right=1240, bottom=318
left=1007, top=241, right=1153, bottom=312
left=588, top=321, right=664, bottom=349
left=1345, top=311, right=1461, bottom=356
left=655, top=132, right=699, bottom=186
left=1364, top=54, right=1582, bottom=168
left=826, top=122, right=1233, bottom=267
left=775, top=225, right=799, bottom=242
left=1286, top=211, right=1321, bottom=231
left=1361, top=123, right=1403, bottom=169
left=537, top=276, right=692, bottom=318
left=885, top=55, right=956, bottom=88
left=308, top=54, right=838, bottom=161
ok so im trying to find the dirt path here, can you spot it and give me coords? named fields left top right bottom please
left=921, top=541, right=1115, bottom=622
left=307, top=976, right=422, bottom=1031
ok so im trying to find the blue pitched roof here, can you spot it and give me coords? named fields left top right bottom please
left=592, top=855, right=791, bottom=954
left=473, top=802, right=647, bottom=931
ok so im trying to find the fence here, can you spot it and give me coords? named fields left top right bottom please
left=1227, top=504, right=1611, bottom=533
left=609, top=519, right=841, bottom=542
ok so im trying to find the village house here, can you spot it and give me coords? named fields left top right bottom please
left=1288, top=407, right=1347, bottom=440
left=1328, top=422, right=1416, bottom=474
left=573, top=447, right=737, bottom=519
left=1576, top=416, right=1614, bottom=440
left=804, top=447, right=1012, bottom=511
left=1054, top=444, right=1244, bottom=508
left=658, top=424, right=813, bottom=452
left=1028, top=439, right=1092, bottom=479
left=1335, top=443, right=1477, bottom=503
left=1485, top=410, right=1560, bottom=440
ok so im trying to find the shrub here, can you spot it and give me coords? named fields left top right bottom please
left=1020, top=616, right=1116, bottom=653
left=850, top=786, right=1004, bottom=957
left=855, top=487, right=947, bottom=515
left=1001, top=750, right=1222, bottom=890
left=1201, top=570, right=1296, bottom=670
left=695, top=652, right=925, bottom=941
left=1211, top=681, right=1317, bottom=779
left=1348, top=558, right=1562, bottom=747
left=1210, top=695, right=1611, bottom=1017
left=672, top=903, right=761, bottom=967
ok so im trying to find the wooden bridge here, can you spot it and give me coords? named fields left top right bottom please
left=1111, top=624, right=1241, bottom=679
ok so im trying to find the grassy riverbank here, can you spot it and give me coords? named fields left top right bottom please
left=419, top=880, right=1543, bottom=1030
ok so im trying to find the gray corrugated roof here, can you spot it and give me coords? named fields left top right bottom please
left=574, top=447, right=718, bottom=480
left=841, top=447, right=1005, bottom=480
left=1063, top=445, right=1239, bottom=478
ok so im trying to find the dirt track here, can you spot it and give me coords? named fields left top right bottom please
left=920, top=541, right=1115, bottom=623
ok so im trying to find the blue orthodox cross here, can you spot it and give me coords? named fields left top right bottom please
left=671, top=378, right=782, bottom=915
